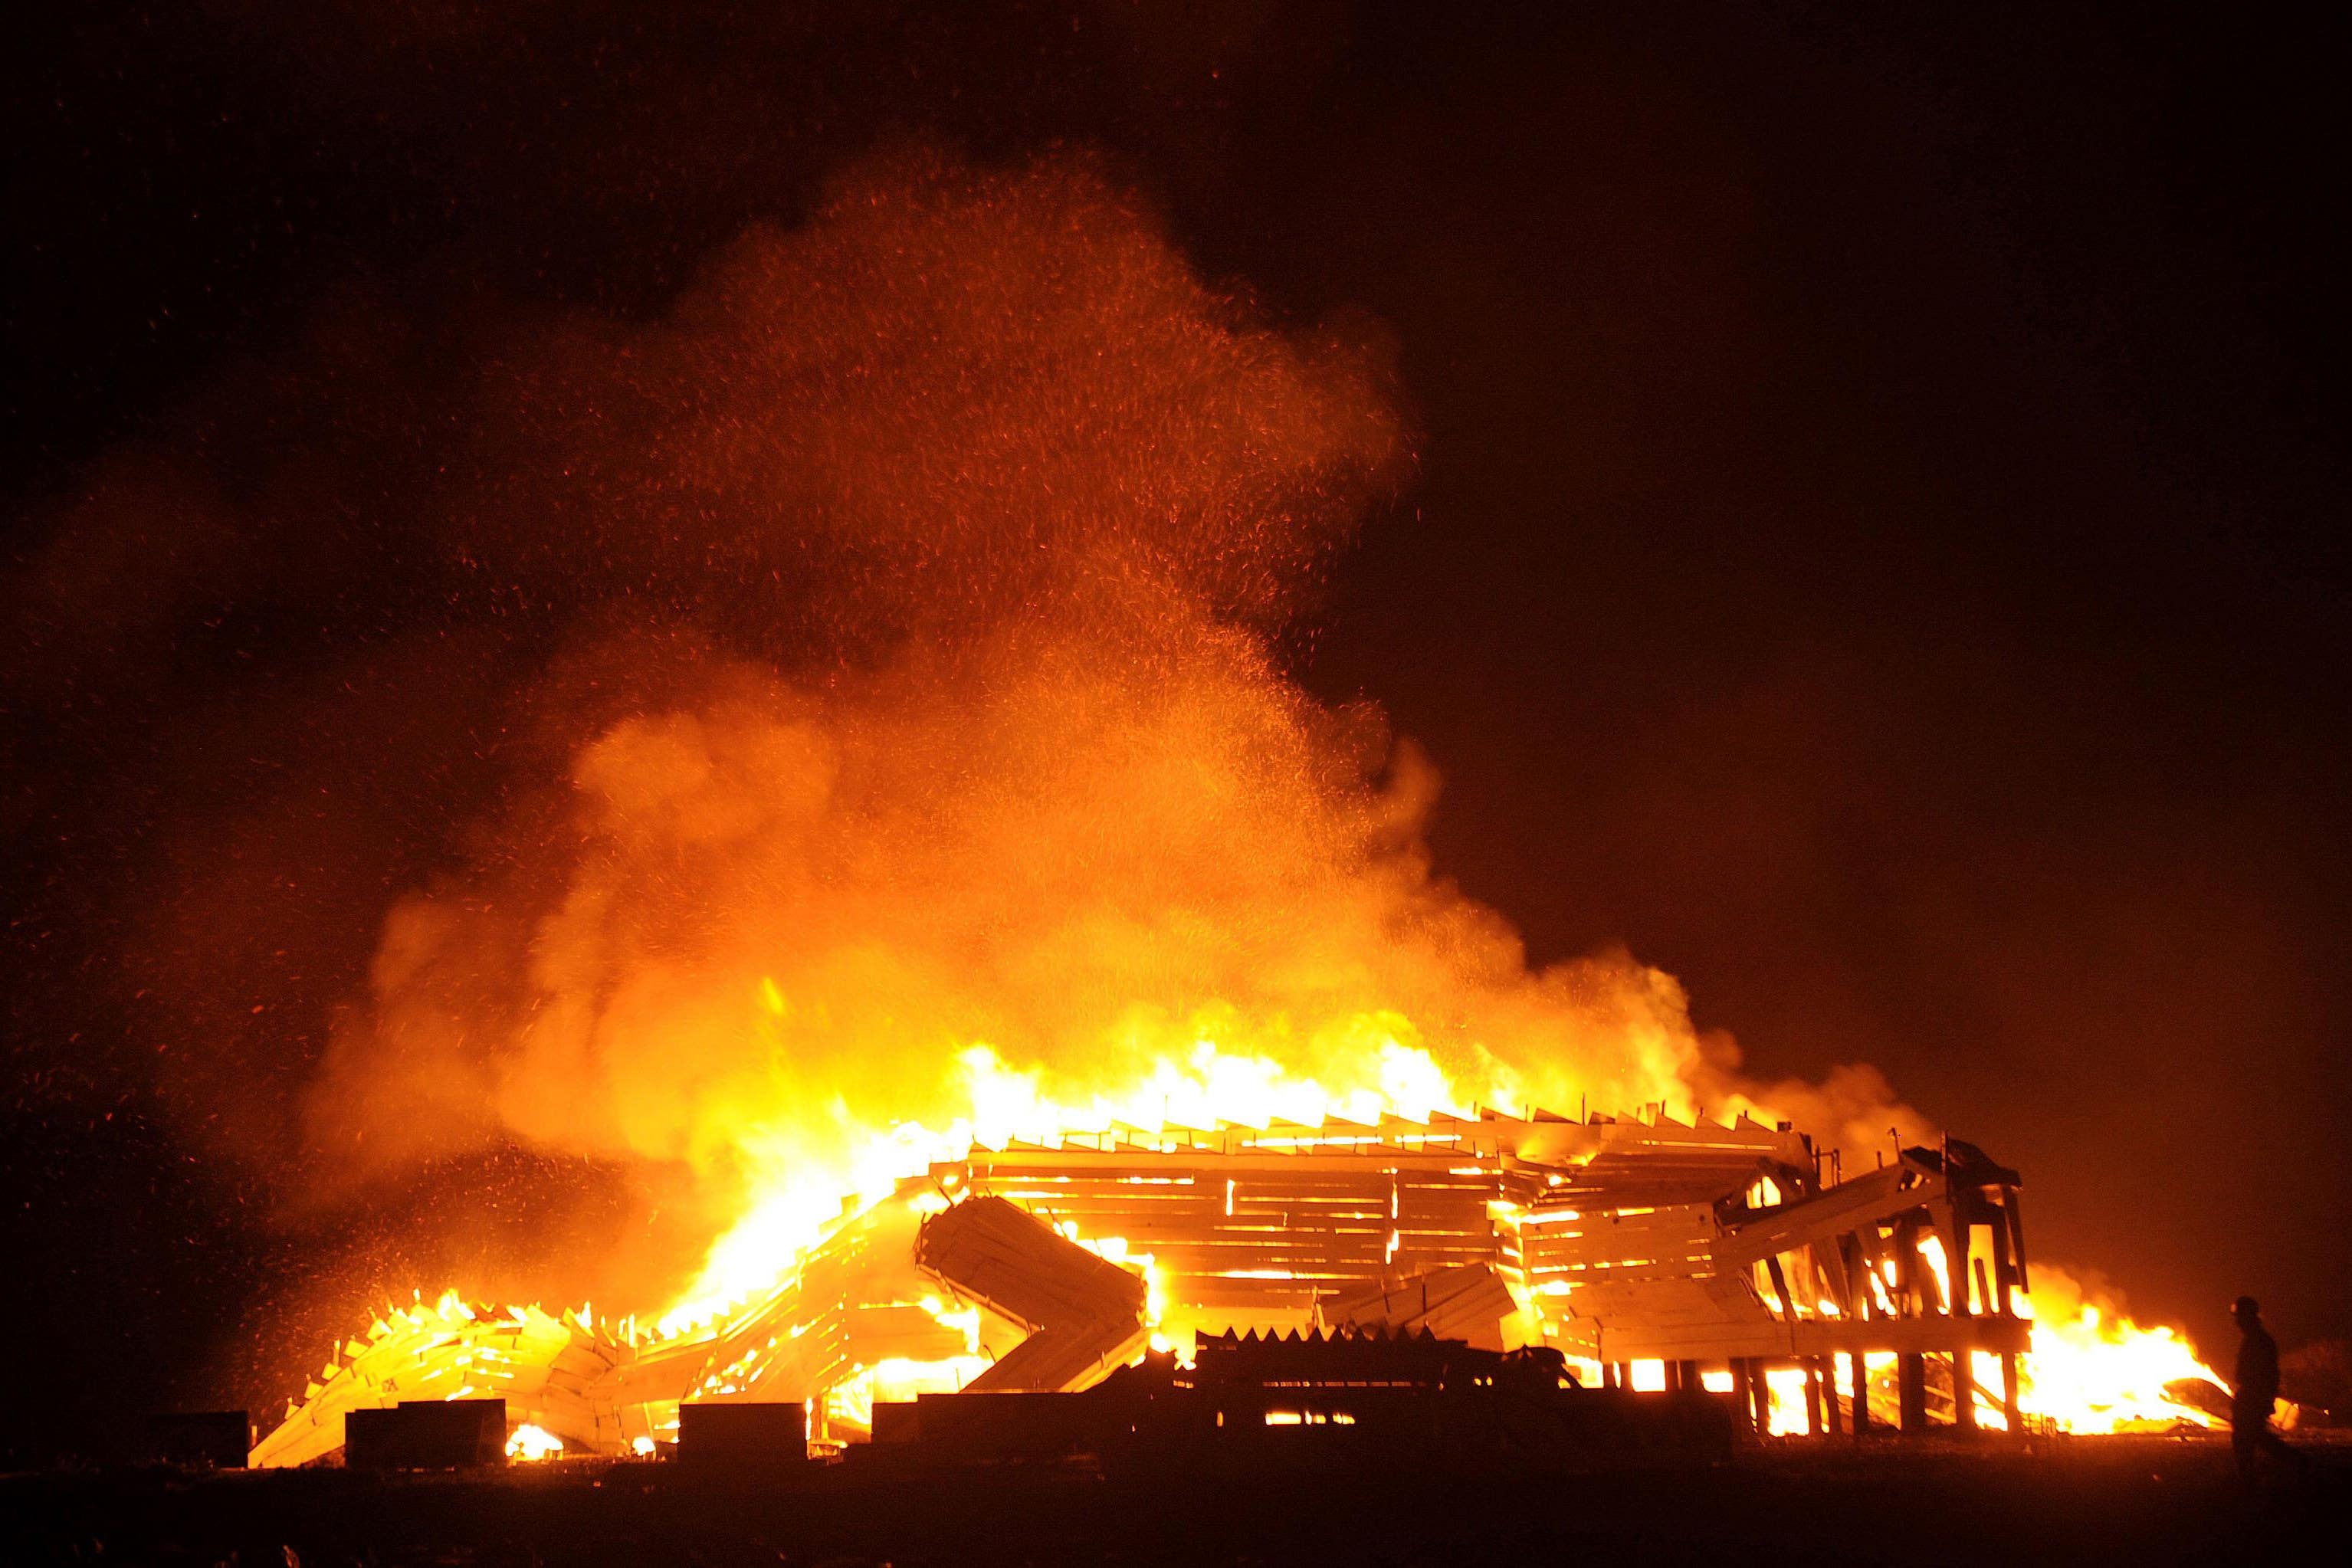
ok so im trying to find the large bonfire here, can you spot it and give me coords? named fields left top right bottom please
left=252, top=149, right=2231, bottom=1461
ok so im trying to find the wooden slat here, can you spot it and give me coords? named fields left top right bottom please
left=1714, top=1160, right=1939, bottom=1270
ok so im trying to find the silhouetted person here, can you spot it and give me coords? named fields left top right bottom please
left=2229, top=1295, right=2298, bottom=1478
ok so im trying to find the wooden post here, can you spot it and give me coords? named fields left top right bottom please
left=1898, top=1353, right=1927, bottom=1434
left=1842, top=1233, right=1875, bottom=1320
left=1988, top=1199, right=2017, bottom=1315
left=2005, top=1197, right=2032, bottom=1296
left=1806, top=1363, right=1844, bottom=1438
left=1951, top=1348, right=1977, bottom=1434
left=1748, top=1359, right=1772, bottom=1435
left=1817, top=1239, right=1857, bottom=1320
left=1847, top=1352, right=1871, bottom=1435
left=1999, top=1350, right=2022, bottom=1436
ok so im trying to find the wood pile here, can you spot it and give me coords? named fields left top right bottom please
left=248, top=1297, right=635, bottom=1468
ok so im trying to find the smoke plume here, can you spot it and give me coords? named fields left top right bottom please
left=16, top=146, right=1919, bottom=1327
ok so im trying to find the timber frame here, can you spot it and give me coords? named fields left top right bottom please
left=253, top=1109, right=2032, bottom=1463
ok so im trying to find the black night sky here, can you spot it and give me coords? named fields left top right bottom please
left=5, top=4, right=2347, bottom=1461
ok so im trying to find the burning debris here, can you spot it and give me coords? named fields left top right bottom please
left=254, top=1104, right=2232, bottom=1466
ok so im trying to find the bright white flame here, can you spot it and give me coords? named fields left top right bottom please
left=661, top=1028, right=1504, bottom=1329
left=505, top=1423, right=564, bottom=1461
left=2016, top=1275, right=2233, bottom=1432
left=1763, top=1366, right=1812, bottom=1435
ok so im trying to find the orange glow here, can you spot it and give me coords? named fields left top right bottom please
left=664, top=1033, right=1513, bottom=1329
left=243, top=151, right=2235, bottom=1467
left=506, top=1424, right=565, bottom=1461
left=2010, top=1268, right=2236, bottom=1433
left=1763, top=1366, right=1812, bottom=1435
left=289, top=150, right=1900, bottom=1346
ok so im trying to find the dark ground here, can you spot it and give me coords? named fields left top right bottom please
left=4, top=1435, right=2345, bottom=1567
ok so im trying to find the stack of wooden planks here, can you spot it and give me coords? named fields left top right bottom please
left=1321, top=1263, right=1519, bottom=1348
left=914, top=1195, right=1150, bottom=1392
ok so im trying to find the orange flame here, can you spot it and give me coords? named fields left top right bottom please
left=505, top=1423, right=565, bottom=1461
left=244, top=150, right=2231, bottom=1461
left=2011, top=1268, right=2236, bottom=1434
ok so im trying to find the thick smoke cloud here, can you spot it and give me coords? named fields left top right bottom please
left=278, top=148, right=1878, bottom=1304
left=8, top=143, right=1918, bottom=1387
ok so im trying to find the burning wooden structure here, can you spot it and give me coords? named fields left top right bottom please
left=254, top=1107, right=2032, bottom=1465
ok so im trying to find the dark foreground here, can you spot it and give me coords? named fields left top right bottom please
left=6, top=1435, right=2345, bottom=1567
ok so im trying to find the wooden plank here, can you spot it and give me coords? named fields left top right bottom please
left=1714, top=1163, right=1934, bottom=1270
left=965, top=1317, right=1149, bottom=1394
left=915, top=1198, right=1148, bottom=1337
left=1322, top=1263, right=1517, bottom=1350
left=1952, top=1348, right=1978, bottom=1434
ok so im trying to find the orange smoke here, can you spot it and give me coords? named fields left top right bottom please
left=290, top=146, right=1892, bottom=1320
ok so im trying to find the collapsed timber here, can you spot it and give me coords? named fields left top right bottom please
left=255, top=1107, right=2075, bottom=1466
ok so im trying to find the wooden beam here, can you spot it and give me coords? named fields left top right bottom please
left=1898, top=1353, right=1927, bottom=1435
left=1988, top=1200, right=2017, bottom=1314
